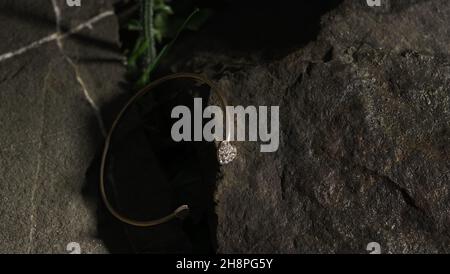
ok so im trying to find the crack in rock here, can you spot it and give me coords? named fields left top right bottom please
left=62, top=56, right=107, bottom=136
left=25, top=1, right=114, bottom=252
left=51, top=0, right=107, bottom=137
left=0, top=63, right=28, bottom=83
left=359, top=164, right=425, bottom=213
left=27, top=62, right=53, bottom=254
left=0, top=7, right=114, bottom=63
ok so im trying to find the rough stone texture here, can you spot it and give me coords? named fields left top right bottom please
left=215, top=48, right=449, bottom=254
left=0, top=0, right=124, bottom=253
left=172, top=0, right=450, bottom=253
left=324, top=0, right=450, bottom=55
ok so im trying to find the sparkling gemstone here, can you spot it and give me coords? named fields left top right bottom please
left=217, top=141, right=237, bottom=165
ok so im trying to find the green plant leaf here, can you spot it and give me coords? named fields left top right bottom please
left=186, top=8, right=213, bottom=31
left=127, top=19, right=142, bottom=31
left=136, top=8, right=200, bottom=87
left=127, top=37, right=148, bottom=71
left=154, top=13, right=171, bottom=43
left=154, top=0, right=173, bottom=15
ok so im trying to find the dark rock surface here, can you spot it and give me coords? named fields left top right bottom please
left=0, top=0, right=124, bottom=253
left=171, top=0, right=450, bottom=253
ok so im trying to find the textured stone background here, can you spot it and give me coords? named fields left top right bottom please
left=0, top=0, right=124, bottom=253
left=170, top=0, right=450, bottom=253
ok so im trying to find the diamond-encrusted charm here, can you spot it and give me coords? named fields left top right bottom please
left=217, top=141, right=237, bottom=165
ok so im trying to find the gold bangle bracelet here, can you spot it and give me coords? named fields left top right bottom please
left=99, top=73, right=236, bottom=227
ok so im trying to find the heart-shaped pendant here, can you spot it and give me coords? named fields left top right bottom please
left=217, top=141, right=237, bottom=165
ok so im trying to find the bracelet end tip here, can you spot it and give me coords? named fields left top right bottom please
left=174, top=205, right=190, bottom=220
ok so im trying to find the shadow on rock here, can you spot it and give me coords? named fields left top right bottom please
left=170, top=0, right=343, bottom=61
left=83, top=80, right=220, bottom=254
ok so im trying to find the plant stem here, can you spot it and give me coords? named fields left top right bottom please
left=142, top=0, right=156, bottom=66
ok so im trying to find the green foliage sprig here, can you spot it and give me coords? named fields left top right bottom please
left=126, top=0, right=211, bottom=88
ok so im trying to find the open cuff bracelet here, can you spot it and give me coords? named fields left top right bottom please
left=99, top=73, right=236, bottom=227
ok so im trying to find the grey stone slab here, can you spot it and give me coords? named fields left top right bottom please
left=0, top=0, right=56, bottom=53
left=0, top=0, right=125, bottom=254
